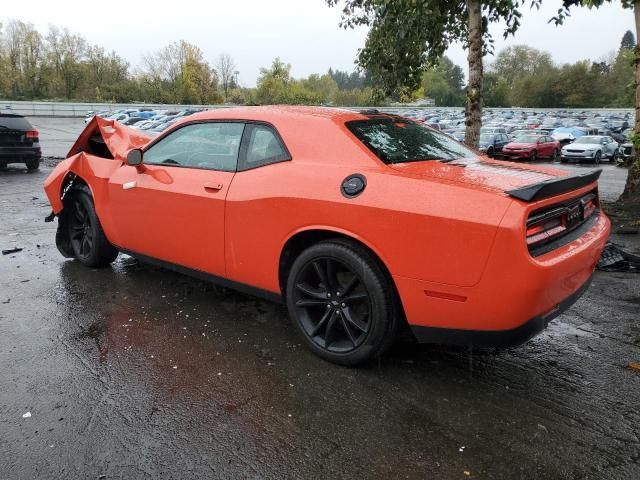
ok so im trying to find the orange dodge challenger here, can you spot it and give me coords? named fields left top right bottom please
left=43, top=106, right=610, bottom=365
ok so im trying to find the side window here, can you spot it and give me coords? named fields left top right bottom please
left=144, top=122, right=244, bottom=172
left=241, top=124, right=290, bottom=169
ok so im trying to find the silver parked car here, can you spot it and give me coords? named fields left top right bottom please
left=561, top=135, right=619, bottom=164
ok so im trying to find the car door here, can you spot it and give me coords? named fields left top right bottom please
left=543, top=136, right=554, bottom=156
left=497, top=134, right=509, bottom=151
left=107, top=121, right=245, bottom=276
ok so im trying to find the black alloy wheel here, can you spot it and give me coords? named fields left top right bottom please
left=293, top=257, right=371, bottom=353
left=286, top=241, right=397, bottom=365
left=69, top=197, right=94, bottom=260
left=64, top=188, right=118, bottom=267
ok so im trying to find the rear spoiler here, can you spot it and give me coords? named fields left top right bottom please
left=506, top=169, right=601, bottom=202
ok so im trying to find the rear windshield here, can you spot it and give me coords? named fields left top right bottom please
left=0, top=114, right=32, bottom=131
left=346, top=118, right=474, bottom=164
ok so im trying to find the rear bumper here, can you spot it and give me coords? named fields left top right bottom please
left=0, top=146, right=41, bottom=162
left=394, top=191, right=610, bottom=346
left=410, top=274, right=592, bottom=347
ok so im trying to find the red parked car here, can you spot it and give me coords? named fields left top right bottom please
left=502, top=135, right=561, bottom=162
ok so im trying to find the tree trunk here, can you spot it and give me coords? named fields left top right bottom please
left=620, top=0, right=640, bottom=206
left=464, top=0, right=483, bottom=149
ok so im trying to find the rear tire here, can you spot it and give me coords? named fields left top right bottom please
left=529, top=150, right=537, bottom=162
left=551, top=149, right=559, bottom=161
left=486, top=147, right=494, bottom=158
left=64, top=187, right=118, bottom=267
left=25, top=158, right=40, bottom=171
left=286, top=240, right=397, bottom=365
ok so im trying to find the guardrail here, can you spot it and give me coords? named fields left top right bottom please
left=0, top=100, right=633, bottom=118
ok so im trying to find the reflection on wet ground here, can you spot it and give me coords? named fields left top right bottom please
left=1, top=166, right=639, bottom=479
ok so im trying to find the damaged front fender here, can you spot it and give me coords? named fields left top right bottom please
left=43, top=116, right=151, bottom=215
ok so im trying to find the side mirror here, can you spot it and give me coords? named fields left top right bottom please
left=126, top=148, right=143, bottom=166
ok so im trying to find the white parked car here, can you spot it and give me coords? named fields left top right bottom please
left=561, top=136, right=619, bottom=164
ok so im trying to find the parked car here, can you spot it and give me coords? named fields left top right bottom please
left=480, top=126, right=507, bottom=135
left=0, top=113, right=42, bottom=171
left=121, top=117, right=148, bottom=126
left=509, top=129, right=544, bottom=141
left=43, top=107, right=610, bottom=365
left=502, top=135, right=561, bottom=161
left=619, top=142, right=633, bottom=167
left=478, top=133, right=510, bottom=157
left=560, top=136, right=619, bottom=164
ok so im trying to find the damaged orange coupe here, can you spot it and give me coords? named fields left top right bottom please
left=43, top=106, right=610, bottom=365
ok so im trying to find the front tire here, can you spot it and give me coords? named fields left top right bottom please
left=64, top=187, right=118, bottom=267
left=529, top=150, right=537, bottom=162
left=551, top=149, right=559, bottom=161
left=593, top=151, right=601, bottom=164
left=286, top=240, right=397, bottom=365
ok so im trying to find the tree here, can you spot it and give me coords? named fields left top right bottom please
left=215, top=53, right=236, bottom=101
left=255, top=57, right=292, bottom=104
left=421, top=57, right=465, bottom=106
left=46, top=26, right=87, bottom=99
left=327, top=0, right=530, bottom=148
left=552, top=0, right=639, bottom=208
left=621, top=29, right=636, bottom=50
left=141, top=40, right=221, bottom=104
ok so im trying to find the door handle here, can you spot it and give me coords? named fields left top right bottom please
left=204, top=182, right=223, bottom=192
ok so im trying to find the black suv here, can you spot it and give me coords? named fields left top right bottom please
left=0, top=114, right=42, bottom=171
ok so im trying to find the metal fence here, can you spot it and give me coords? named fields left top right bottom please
left=0, top=100, right=633, bottom=118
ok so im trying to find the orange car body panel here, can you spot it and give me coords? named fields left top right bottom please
left=43, top=106, right=610, bottom=339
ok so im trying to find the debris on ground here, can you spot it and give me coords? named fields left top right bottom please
left=628, top=362, right=640, bottom=372
left=22, top=412, right=31, bottom=418
left=597, top=242, right=640, bottom=272
left=2, top=247, right=23, bottom=255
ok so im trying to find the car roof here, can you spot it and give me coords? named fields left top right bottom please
left=184, top=105, right=368, bottom=124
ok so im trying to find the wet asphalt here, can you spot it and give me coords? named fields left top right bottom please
left=1, top=121, right=640, bottom=479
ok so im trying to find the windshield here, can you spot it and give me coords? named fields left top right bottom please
left=479, top=134, right=494, bottom=143
left=346, top=118, right=474, bottom=164
left=574, top=136, right=601, bottom=144
left=513, top=135, right=540, bottom=143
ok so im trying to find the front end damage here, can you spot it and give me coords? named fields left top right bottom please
left=43, top=116, right=150, bottom=216
left=42, top=117, right=151, bottom=256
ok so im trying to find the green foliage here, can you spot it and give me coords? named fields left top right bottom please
left=620, top=30, right=635, bottom=50
left=486, top=44, right=633, bottom=108
left=0, top=21, right=375, bottom=107
left=421, top=56, right=465, bottom=106
left=253, top=57, right=374, bottom=106
left=327, top=0, right=528, bottom=98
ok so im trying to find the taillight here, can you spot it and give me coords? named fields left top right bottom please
left=525, top=191, right=599, bottom=251
left=25, top=130, right=39, bottom=139
left=526, top=211, right=567, bottom=246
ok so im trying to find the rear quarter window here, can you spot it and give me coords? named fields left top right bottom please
left=0, top=115, right=32, bottom=131
left=346, top=118, right=474, bottom=164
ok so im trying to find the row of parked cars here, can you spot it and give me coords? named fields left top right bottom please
left=85, top=108, right=204, bottom=135
left=86, top=107, right=633, bottom=165
left=395, top=108, right=633, bottom=165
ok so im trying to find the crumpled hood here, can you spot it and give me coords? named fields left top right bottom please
left=388, top=157, right=570, bottom=194
left=67, top=116, right=152, bottom=161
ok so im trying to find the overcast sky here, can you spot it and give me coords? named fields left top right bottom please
left=1, top=1, right=634, bottom=86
